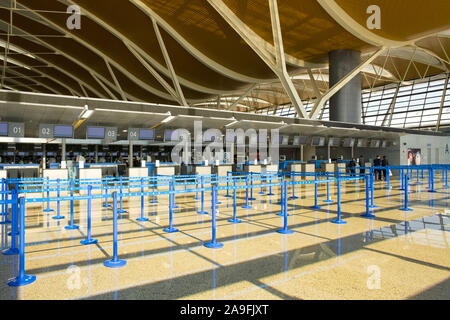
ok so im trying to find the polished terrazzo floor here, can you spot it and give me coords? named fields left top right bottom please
left=0, top=175, right=448, bottom=300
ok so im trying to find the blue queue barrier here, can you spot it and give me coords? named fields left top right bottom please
left=204, top=185, right=223, bottom=249
left=53, top=179, right=64, bottom=220
left=3, top=187, right=19, bottom=255
left=81, top=185, right=98, bottom=245
left=400, top=174, right=413, bottom=212
left=104, top=192, right=126, bottom=268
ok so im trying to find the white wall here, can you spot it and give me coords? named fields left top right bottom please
left=400, top=134, right=450, bottom=165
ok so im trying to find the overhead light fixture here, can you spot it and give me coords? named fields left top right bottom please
left=161, top=115, right=175, bottom=123
left=80, top=105, right=94, bottom=119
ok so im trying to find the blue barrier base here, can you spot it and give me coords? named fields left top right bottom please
left=224, top=194, right=232, bottom=198
left=242, top=205, right=252, bottom=209
left=266, top=193, right=275, bottom=196
left=204, top=242, right=223, bottom=249
left=360, top=214, right=376, bottom=218
left=369, top=205, right=379, bottom=208
left=173, top=205, right=179, bottom=208
left=248, top=197, right=256, bottom=201
left=149, top=200, right=158, bottom=204
left=259, top=191, right=265, bottom=195
left=310, top=205, right=321, bottom=210
left=277, top=229, right=293, bottom=234
left=118, top=209, right=127, bottom=214
left=80, top=239, right=98, bottom=245
left=2, top=248, right=19, bottom=255
left=197, top=211, right=208, bottom=215
left=65, top=225, right=79, bottom=230
left=288, top=196, right=299, bottom=200
left=399, top=207, right=413, bottom=211
left=228, top=218, right=242, bottom=224
left=137, top=217, right=149, bottom=222
left=0, top=220, right=11, bottom=225
left=7, top=231, right=18, bottom=236
left=103, top=204, right=111, bottom=208
left=427, top=190, right=437, bottom=193
left=52, top=215, right=65, bottom=220
left=276, top=213, right=289, bottom=216
left=331, top=219, right=347, bottom=224
left=193, top=196, right=200, bottom=200
left=216, top=201, right=222, bottom=205
left=104, top=259, right=126, bottom=268
left=323, top=199, right=334, bottom=203
left=163, top=227, right=178, bottom=233
left=8, top=274, right=36, bottom=287
left=43, top=208, right=54, bottom=212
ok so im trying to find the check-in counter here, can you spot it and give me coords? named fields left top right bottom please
left=128, top=167, right=148, bottom=193
left=155, top=166, right=175, bottom=191
left=213, top=165, right=232, bottom=186
left=79, top=168, right=102, bottom=195
left=262, top=164, right=278, bottom=173
left=322, top=163, right=336, bottom=173
left=302, top=164, right=315, bottom=180
left=246, top=165, right=261, bottom=173
left=287, top=163, right=302, bottom=173
left=0, top=170, right=6, bottom=180
left=336, top=163, right=346, bottom=173
left=43, top=169, right=69, bottom=196
left=88, top=164, right=118, bottom=177
left=4, top=165, right=40, bottom=179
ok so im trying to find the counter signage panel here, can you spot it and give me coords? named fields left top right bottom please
left=87, top=126, right=105, bottom=139
left=105, top=127, right=117, bottom=140
left=8, top=122, right=24, bottom=137
left=0, top=122, right=8, bottom=136
left=39, top=124, right=53, bottom=138
left=54, top=125, right=74, bottom=138
left=128, top=128, right=139, bottom=141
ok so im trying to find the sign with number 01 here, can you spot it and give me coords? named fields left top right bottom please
left=8, top=122, right=25, bottom=137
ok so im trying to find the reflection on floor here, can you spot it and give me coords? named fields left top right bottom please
left=0, top=177, right=449, bottom=300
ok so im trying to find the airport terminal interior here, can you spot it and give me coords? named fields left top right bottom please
left=0, top=0, right=448, bottom=300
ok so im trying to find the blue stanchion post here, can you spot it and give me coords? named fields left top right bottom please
left=277, top=180, right=293, bottom=234
left=267, top=174, right=275, bottom=196
left=310, top=176, right=321, bottom=210
left=289, top=172, right=299, bottom=200
left=81, top=185, right=98, bottom=245
left=369, top=169, right=379, bottom=208
left=8, top=197, right=36, bottom=286
left=386, top=166, right=391, bottom=188
left=324, top=172, right=333, bottom=203
left=194, top=175, right=200, bottom=200
left=0, top=180, right=10, bottom=225
left=103, top=176, right=111, bottom=208
left=228, top=178, right=241, bottom=223
left=332, top=175, right=346, bottom=224
left=118, top=176, right=127, bottom=214
left=1, top=178, right=4, bottom=217
left=248, top=172, right=255, bottom=201
left=172, top=177, right=179, bottom=208
left=104, top=192, right=126, bottom=268
left=276, top=175, right=289, bottom=217
left=43, top=176, right=54, bottom=212
left=52, top=179, right=64, bottom=220
left=361, top=174, right=375, bottom=218
left=445, top=167, right=448, bottom=188
left=204, top=184, right=224, bottom=248
left=428, top=167, right=436, bottom=193
left=3, top=188, right=19, bottom=255
left=137, top=178, right=149, bottom=222
left=164, top=181, right=178, bottom=233
left=242, top=175, right=252, bottom=209
left=225, top=172, right=232, bottom=198
left=150, top=176, right=158, bottom=204
left=197, top=176, right=208, bottom=215
left=400, top=174, right=413, bottom=211
left=65, top=180, right=79, bottom=230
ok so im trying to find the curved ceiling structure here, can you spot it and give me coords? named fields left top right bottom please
left=0, top=0, right=447, bottom=117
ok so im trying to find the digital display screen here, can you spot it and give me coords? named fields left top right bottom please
left=87, top=127, right=105, bottom=139
left=328, top=137, right=341, bottom=147
left=381, top=140, right=388, bottom=148
left=370, top=140, right=380, bottom=148
left=97, top=152, right=104, bottom=156
left=7, top=152, right=13, bottom=156
left=88, top=152, right=95, bottom=156
left=165, top=129, right=179, bottom=141
left=292, top=136, right=307, bottom=145
left=36, top=152, right=43, bottom=156
left=357, top=138, right=368, bottom=147
left=120, top=152, right=127, bottom=156
left=110, top=152, right=118, bottom=156
left=343, top=138, right=355, bottom=147
left=279, top=135, right=289, bottom=145
left=0, top=123, right=8, bottom=136
left=18, top=152, right=25, bottom=156
left=54, top=125, right=73, bottom=138
left=311, top=136, right=325, bottom=146
left=47, top=152, right=55, bottom=156
left=139, top=129, right=155, bottom=140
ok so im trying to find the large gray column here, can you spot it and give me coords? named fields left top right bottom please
left=328, top=49, right=362, bottom=124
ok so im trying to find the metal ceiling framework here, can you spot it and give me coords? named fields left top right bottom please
left=0, top=0, right=447, bottom=121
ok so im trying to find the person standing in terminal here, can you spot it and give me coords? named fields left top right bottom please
left=349, top=158, right=356, bottom=175
left=381, top=155, right=389, bottom=181
left=373, top=155, right=382, bottom=181
left=359, top=155, right=365, bottom=174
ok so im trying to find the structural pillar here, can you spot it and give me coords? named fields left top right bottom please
left=61, top=138, right=66, bottom=162
left=129, top=140, right=134, bottom=168
left=328, top=49, right=362, bottom=124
